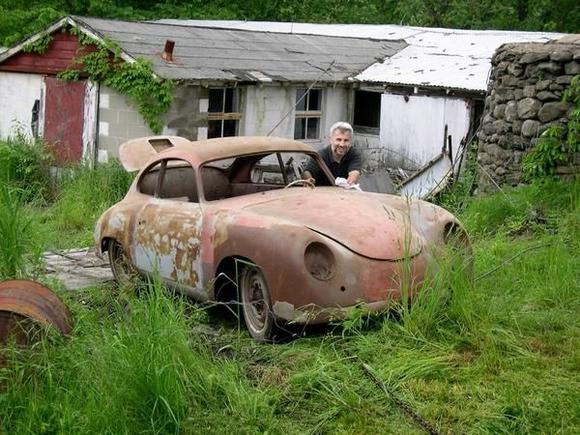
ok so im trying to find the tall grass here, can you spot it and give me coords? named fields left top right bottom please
left=0, top=278, right=276, bottom=433
left=0, top=184, right=41, bottom=279
left=0, top=141, right=578, bottom=433
left=0, top=133, right=53, bottom=203
left=34, top=160, right=134, bottom=248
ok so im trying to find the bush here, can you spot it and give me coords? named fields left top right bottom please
left=0, top=132, right=54, bottom=203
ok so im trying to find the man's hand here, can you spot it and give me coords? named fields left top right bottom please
left=346, top=170, right=360, bottom=185
left=302, top=170, right=316, bottom=185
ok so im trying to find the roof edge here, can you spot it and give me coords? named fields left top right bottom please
left=0, top=15, right=137, bottom=67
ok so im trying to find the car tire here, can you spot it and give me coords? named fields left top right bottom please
left=108, top=240, right=138, bottom=287
left=240, top=267, right=276, bottom=342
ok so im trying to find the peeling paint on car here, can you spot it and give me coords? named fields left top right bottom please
left=96, top=135, right=472, bottom=335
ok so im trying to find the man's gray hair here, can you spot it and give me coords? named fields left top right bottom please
left=329, top=121, right=353, bottom=137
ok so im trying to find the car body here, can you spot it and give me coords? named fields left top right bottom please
left=95, top=135, right=471, bottom=341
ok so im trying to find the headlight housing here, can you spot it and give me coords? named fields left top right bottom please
left=305, top=242, right=336, bottom=281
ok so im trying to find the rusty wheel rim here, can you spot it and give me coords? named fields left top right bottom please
left=109, top=241, right=137, bottom=285
left=241, top=268, right=270, bottom=336
left=0, top=280, right=73, bottom=345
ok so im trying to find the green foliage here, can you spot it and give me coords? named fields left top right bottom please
left=434, top=140, right=479, bottom=214
left=524, top=75, right=580, bottom=179
left=0, top=133, right=54, bottom=203
left=0, top=174, right=579, bottom=432
left=59, top=36, right=173, bottom=134
left=22, top=33, right=53, bottom=54
left=0, top=185, right=42, bottom=279
left=0, top=280, right=274, bottom=433
left=0, top=4, right=63, bottom=47
left=44, top=160, right=134, bottom=246
left=461, top=178, right=578, bottom=238
left=1, top=0, right=579, bottom=48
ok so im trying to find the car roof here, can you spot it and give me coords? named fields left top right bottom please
left=119, top=136, right=317, bottom=171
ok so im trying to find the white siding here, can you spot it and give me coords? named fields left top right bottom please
left=0, top=72, right=42, bottom=139
left=321, top=87, right=349, bottom=142
left=379, top=94, right=471, bottom=170
left=241, top=85, right=349, bottom=150
left=241, top=86, right=295, bottom=137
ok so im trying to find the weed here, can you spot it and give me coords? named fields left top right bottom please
left=0, top=184, right=42, bottom=279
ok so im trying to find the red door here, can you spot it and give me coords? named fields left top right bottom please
left=43, top=77, right=86, bottom=165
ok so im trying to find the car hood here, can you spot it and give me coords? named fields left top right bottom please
left=240, top=189, right=423, bottom=261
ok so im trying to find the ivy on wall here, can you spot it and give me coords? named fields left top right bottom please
left=22, top=33, right=53, bottom=54
left=523, top=75, right=580, bottom=179
left=58, top=28, right=173, bottom=134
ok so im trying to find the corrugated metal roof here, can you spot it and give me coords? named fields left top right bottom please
left=155, top=20, right=565, bottom=91
left=73, top=16, right=405, bottom=82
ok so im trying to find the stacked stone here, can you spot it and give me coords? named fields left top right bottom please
left=477, top=38, right=579, bottom=192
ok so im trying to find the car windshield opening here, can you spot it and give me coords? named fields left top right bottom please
left=201, top=151, right=327, bottom=201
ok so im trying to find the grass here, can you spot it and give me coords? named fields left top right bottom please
left=0, top=144, right=578, bottom=433
left=0, top=184, right=42, bottom=279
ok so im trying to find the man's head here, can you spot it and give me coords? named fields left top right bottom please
left=329, top=121, right=353, bottom=161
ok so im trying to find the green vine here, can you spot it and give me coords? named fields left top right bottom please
left=58, top=30, right=173, bottom=134
left=22, top=33, right=53, bottom=54
left=523, top=75, right=580, bottom=180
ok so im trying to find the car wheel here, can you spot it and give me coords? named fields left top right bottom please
left=108, top=240, right=138, bottom=287
left=240, top=267, right=275, bottom=342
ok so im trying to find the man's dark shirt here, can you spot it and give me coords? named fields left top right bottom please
left=304, top=145, right=362, bottom=186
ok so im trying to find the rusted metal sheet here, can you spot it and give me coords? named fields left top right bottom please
left=399, top=151, right=454, bottom=199
left=119, top=136, right=193, bottom=171
left=0, top=280, right=73, bottom=345
left=44, top=76, right=86, bottom=164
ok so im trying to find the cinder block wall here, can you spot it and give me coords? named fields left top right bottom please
left=97, top=86, right=154, bottom=161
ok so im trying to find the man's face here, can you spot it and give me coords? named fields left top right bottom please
left=330, top=129, right=352, bottom=160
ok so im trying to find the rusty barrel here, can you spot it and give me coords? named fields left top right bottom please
left=0, top=280, right=73, bottom=345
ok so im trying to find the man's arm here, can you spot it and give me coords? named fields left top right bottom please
left=346, top=148, right=362, bottom=184
left=346, top=170, right=361, bottom=184
left=302, top=157, right=319, bottom=185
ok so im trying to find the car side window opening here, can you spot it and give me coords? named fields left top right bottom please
left=138, top=162, right=162, bottom=196
left=208, top=88, right=241, bottom=139
left=138, top=159, right=199, bottom=202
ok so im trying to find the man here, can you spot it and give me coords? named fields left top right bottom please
left=302, top=121, right=361, bottom=186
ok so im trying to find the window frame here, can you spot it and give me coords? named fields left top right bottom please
left=137, top=158, right=199, bottom=202
left=353, top=90, right=382, bottom=134
left=294, top=88, right=322, bottom=141
left=207, top=88, right=241, bottom=139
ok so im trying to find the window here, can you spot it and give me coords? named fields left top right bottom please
left=250, top=153, right=302, bottom=185
left=208, top=88, right=240, bottom=139
left=353, top=90, right=381, bottom=131
left=138, top=160, right=198, bottom=202
left=294, top=88, right=322, bottom=140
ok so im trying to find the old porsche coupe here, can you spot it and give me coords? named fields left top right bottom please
left=95, top=136, right=471, bottom=341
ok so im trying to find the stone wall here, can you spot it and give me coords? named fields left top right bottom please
left=477, top=36, right=579, bottom=192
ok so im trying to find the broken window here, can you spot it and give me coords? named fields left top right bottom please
left=294, top=88, right=322, bottom=140
left=138, top=160, right=198, bottom=202
left=31, top=99, right=40, bottom=138
left=353, top=90, right=381, bottom=131
left=208, top=88, right=240, bottom=139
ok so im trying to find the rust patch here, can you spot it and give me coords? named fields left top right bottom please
left=0, top=280, right=73, bottom=346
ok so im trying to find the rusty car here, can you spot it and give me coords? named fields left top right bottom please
left=94, top=135, right=471, bottom=341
